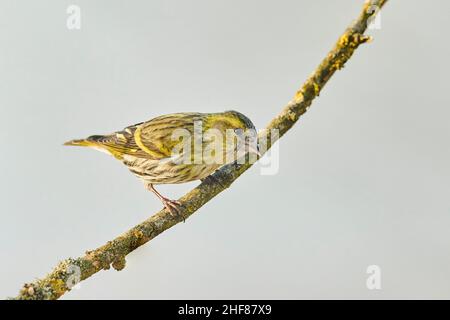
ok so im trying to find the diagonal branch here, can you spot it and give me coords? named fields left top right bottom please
left=14, top=0, right=389, bottom=300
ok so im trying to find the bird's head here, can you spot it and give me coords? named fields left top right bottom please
left=222, top=110, right=256, bottom=131
left=206, top=110, right=260, bottom=158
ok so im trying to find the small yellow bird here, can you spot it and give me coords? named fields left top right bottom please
left=65, top=111, right=258, bottom=218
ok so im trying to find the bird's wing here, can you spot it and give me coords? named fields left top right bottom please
left=135, top=112, right=202, bottom=160
left=97, top=113, right=202, bottom=160
left=87, top=122, right=147, bottom=159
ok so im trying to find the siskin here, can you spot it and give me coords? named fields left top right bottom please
left=64, top=111, right=259, bottom=218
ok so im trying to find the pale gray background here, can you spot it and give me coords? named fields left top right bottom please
left=1, top=0, right=449, bottom=299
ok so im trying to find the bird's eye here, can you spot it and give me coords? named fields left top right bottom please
left=234, top=128, right=244, bottom=137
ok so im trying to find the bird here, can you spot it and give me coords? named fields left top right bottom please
left=64, top=111, right=259, bottom=219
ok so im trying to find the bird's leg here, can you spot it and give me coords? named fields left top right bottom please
left=147, top=184, right=185, bottom=222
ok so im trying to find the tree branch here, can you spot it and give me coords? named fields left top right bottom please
left=14, top=0, right=389, bottom=300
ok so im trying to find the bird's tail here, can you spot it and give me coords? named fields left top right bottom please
left=63, top=135, right=104, bottom=147
left=63, top=139, right=92, bottom=147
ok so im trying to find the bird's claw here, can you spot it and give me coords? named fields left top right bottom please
left=161, top=198, right=185, bottom=222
